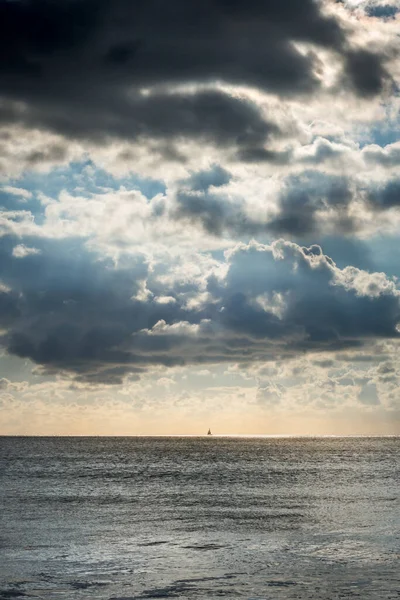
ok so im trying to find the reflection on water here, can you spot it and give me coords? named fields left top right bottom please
left=0, top=436, right=399, bottom=599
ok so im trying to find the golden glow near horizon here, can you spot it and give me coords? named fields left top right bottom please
left=1, top=358, right=399, bottom=437
left=1, top=393, right=398, bottom=436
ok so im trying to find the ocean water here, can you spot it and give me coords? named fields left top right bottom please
left=0, top=436, right=399, bottom=600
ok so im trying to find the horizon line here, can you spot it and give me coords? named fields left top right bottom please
left=0, top=433, right=399, bottom=438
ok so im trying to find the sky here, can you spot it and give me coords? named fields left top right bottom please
left=1, top=0, right=400, bottom=435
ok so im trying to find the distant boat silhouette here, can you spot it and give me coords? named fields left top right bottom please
left=207, top=428, right=212, bottom=435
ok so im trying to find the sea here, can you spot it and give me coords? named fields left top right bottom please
left=0, top=436, right=399, bottom=599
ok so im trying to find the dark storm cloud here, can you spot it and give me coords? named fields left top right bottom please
left=0, top=0, right=344, bottom=90
left=343, top=49, right=391, bottom=97
left=175, top=189, right=259, bottom=238
left=269, top=172, right=354, bottom=235
left=217, top=241, right=400, bottom=347
left=174, top=169, right=355, bottom=238
left=186, top=166, right=232, bottom=191
left=0, top=235, right=399, bottom=384
left=0, top=0, right=390, bottom=153
left=174, top=164, right=269, bottom=237
left=1, top=90, right=283, bottom=162
left=174, top=163, right=400, bottom=239
left=368, top=178, right=400, bottom=209
left=0, top=235, right=191, bottom=383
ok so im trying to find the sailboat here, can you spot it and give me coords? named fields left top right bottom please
left=207, top=428, right=212, bottom=435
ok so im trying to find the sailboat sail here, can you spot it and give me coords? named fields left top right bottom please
left=207, top=428, right=212, bottom=435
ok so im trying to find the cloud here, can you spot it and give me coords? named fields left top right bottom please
left=185, top=165, right=232, bottom=192
left=172, top=168, right=357, bottom=238
left=0, top=0, right=393, bottom=163
left=0, top=0, right=343, bottom=92
left=343, top=48, right=391, bottom=97
left=368, top=178, right=400, bottom=209
left=269, top=172, right=355, bottom=236
left=0, top=126, right=80, bottom=178
left=1, top=0, right=400, bottom=431
left=0, top=235, right=399, bottom=384
left=170, top=160, right=400, bottom=241
left=12, top=244, right=41, bottom=258
left=3, top=156, right=400, bottom=261
left=2, top=89, right=284, bottom=163
left=363, top=142, right=400, bottom=167
left=1, top=186, right=32, bottom=200
left=358, top=380, right=380, bottom=405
